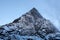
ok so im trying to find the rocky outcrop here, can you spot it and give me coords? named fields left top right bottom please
left=0, top=8, right=60, bottom=40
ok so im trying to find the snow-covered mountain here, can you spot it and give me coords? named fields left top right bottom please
left=0, top=8, right=60, bottom=40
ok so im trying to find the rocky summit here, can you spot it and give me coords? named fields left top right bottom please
left=0, top=8, right=60, bottom=40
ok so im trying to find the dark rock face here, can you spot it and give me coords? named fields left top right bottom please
left=0, top=8, right=60, bottom=40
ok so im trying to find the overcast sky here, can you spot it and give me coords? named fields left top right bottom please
left=0, top=0, right=60, bottom=30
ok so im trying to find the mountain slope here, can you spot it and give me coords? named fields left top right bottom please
left=0, top=8, right=60, bottom=40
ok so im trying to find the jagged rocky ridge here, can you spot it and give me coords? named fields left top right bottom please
left=0, top=8, right=60, bottom=40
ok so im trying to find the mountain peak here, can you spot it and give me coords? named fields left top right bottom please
left=13, top=8, right=43, bottom=23
left=28, top=8, right=43, bottom=18
left=30, top=8, right=37, bottom=11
